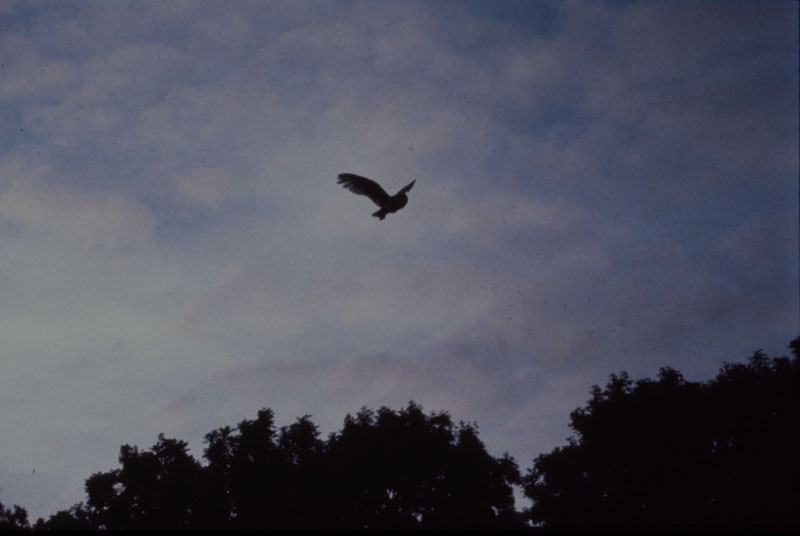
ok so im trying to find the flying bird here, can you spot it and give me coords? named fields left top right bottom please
left=337, top=173, right=416, bottom=220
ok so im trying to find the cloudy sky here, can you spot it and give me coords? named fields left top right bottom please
left=1, top=0, right=797, bottom=520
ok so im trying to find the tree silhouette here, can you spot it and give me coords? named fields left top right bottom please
left=80, top=434, right=200, bottom=530
left=27, top=339, right=799, bottom=530
left=202, top=410, right=330, bottom=529
left=220, top=408, right=286, bottom=528
left=36, top=401, right=521, bottom=530
left=324, top=402, right=522, bottom=529
left=32, top=503, right=92, bottom=531
left=0, top=499, right=29, bottom=530
left=523, top=338, right=800, bottom=530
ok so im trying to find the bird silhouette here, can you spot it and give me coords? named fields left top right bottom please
left=337, top=173, right=416, bottom=220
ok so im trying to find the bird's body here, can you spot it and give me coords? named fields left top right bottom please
left=337, top=173, right=415, bottom=220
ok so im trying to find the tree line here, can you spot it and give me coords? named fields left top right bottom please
left=2, top=338, right=797, bottom=530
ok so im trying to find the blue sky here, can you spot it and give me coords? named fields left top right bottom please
left=1, top=0, right=797, bottom=520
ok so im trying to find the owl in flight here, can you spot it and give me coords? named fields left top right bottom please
left=337, top=173, right=416, bottom=220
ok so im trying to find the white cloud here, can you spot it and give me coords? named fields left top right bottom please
left=0, top=168, right=156, bottom=250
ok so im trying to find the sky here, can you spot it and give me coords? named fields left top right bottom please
left=0, top=0, right=798, bottom=521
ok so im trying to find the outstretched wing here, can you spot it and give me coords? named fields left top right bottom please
left=337, top=173, right=390, bottom=207
left=397, top=180, right=415, bottom=195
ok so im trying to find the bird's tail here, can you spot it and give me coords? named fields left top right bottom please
left=372, top=209, right=387, bottom=220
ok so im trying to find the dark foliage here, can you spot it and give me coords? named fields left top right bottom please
left=24, top=338, right=800, bottom=531
left=33, top=401, right=523, bottom=530
left=324, top=403, right=522, bottom=530
left=0, top=500, right=29, bottom=530
left=32, top=503, right=92, bottom=531
left=523, top=338, right=800, bottom=530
